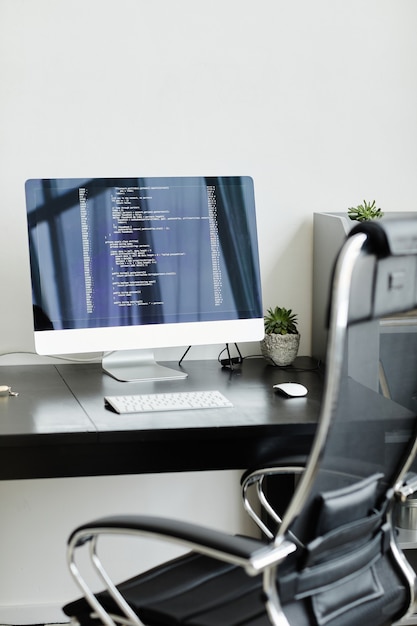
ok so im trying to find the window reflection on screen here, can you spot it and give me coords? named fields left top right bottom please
left=25, top=176, right=263, bottom=332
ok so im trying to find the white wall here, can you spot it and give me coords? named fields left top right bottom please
left=1, top=0, right=417, bottom=621
left=0, top=472, right=253, bottom=624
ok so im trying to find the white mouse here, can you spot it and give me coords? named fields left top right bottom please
left=273, top=382, right=308, bottom=398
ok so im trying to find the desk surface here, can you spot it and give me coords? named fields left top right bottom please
left=0, top=357, right=323, bottom=480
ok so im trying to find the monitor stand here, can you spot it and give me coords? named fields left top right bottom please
left=102, top=349, right=188, bottom=383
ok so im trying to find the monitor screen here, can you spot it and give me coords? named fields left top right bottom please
left=25, top=176, right=263, bottom=381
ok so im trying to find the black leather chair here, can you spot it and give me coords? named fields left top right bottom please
left=63, top=218, right=417, bottom=626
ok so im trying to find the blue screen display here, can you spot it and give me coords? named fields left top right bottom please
left=25, top=176, right=262, bottom=331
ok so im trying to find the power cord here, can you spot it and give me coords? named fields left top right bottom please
left=218, top=343, right=243, bottom=370
left=178, top=343, right=243, bottom=369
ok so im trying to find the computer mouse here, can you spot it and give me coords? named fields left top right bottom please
left=273, top=382, right=308, bottom=398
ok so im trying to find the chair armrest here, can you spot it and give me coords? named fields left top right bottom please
left=69, top=514, right=297, bottom=576
left=241, top=457, right=307, bottom=541
left=240, top=455, right=308, bottom=486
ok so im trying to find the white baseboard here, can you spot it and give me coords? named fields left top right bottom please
left=0, top=603, right=68, bottom=625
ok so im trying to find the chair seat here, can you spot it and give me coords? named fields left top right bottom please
left=63, top=549, right=266, bottom=626
left=63, top=540, right=408, bottom=626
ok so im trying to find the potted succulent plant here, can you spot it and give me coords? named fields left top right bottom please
left=348, top=200, right=383, bottom=222
left=260, top=306, right=300, bottom=366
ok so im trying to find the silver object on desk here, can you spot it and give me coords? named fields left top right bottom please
left=0, top=385, right=18, bottom=397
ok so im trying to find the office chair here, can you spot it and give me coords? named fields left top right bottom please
left=63, top=218, right=417, bottom=626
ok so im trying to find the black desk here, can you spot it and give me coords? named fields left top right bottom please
left=0, top=357, right=323, bottom=480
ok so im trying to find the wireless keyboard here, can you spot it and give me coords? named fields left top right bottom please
left=104, top=390, right=233, bottom=414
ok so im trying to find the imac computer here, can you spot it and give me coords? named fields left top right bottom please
left=24, top=176, right=264, bottom=382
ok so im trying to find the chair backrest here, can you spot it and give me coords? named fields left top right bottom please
left=278, top=219, right=417, bottom=544
left=272, top=219, right=417, bottom=624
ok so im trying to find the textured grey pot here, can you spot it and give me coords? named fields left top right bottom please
left=260, top=333, right=300, bottom=366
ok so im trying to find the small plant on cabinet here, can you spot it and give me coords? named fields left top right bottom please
left=348, top=200, right=383, bottom=222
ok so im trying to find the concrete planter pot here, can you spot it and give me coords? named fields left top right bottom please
left=260, top=333, right=300, bottom=367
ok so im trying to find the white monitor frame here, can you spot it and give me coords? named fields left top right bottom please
left=26, top=176, right=264, bottom=382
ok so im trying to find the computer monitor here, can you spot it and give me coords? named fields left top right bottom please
left=25, top=176, right=264, bottom=381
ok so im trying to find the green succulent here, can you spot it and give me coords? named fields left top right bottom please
left=264, top=306, right=298, bottom=335
left=348, top=200, right=383, bottom=222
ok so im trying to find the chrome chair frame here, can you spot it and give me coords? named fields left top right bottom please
left=65, top=223, right=417, bottom=626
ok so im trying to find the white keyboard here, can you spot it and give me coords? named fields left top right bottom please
left=104, top=390, right=233, bottom=414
